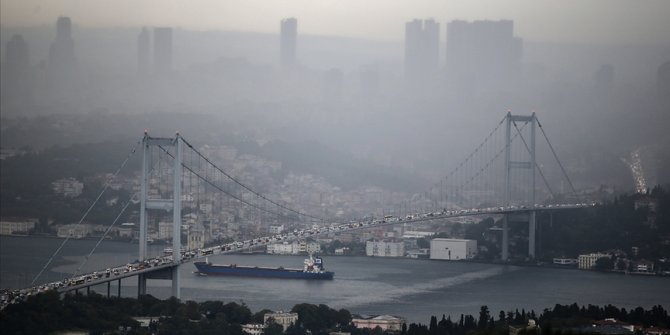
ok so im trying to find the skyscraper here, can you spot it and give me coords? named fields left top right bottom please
left=153, top=27, right=173, bottom=74
left=404, top=19, right=440, bottom=85
left=1, top=34, right=31, bottom=108
left=137, top=27, right=151, bottom=75
left=280, top=18, right=297, bottom=68
left=48, top=17, right=77, bottom=90
left=445, top=20, right=522, bottom=91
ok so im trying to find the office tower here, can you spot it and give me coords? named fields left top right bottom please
left=405, top=19, right=440, bottom=85
left=280, top=18, right=298, bottom=68
left=1, top=34, right=31, bottom=107
left=48, top=17, right=77, bottom=90
left=137, top=27, right=151, bottom=75
left=658, top=62, right=670, bottom=106
left=445, top=20, right=522, bottom=90
left=153, top=27, right=173, bottom=74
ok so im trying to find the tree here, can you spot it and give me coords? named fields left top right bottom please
left=264, top=322, right=284, bottom=335
left=478, top=306, right=490, bottom=329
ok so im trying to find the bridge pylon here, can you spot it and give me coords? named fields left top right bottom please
left=502, top=112, right=538, bottom=261
left=139, top=132, right=183, bottom=298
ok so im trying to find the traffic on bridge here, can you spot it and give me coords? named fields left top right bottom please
left=1, top=202, right=596, bottom=310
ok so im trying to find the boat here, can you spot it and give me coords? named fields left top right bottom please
left=193, top=255, right=334, bottom=280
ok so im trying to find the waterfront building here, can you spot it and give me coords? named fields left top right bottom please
left=430, top=238, right=477, bottom=260
left=266, top=241, right=320, bottom=255
left=366, top=240, right=405, bottom=257
left=57, top=224, right=93, bottom=239
left=351, top=315, right=405, bottom=331
left=264, top=311, right=298, bottom=331
left=578, top=253, right=609, bottom=269
left=553, top=258, right=578, bottom=266
left=118, top=222, right=136, bottom=239
left=241, top=324, right=265, bottom=335
left=0, top=220, right=37, bottom=235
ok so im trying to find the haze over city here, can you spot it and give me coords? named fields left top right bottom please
left=1, top=0, right=670, bottom=331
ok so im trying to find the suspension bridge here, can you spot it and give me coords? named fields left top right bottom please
left=1, top=112, right=595, bottom=308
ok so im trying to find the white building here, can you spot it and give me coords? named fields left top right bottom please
left=158, top=222, right=173, bottom=240
left=264, top=311, right=298, bottom=331
left=366, top=240, right=405, bottom=257
left=578, top=253, right=609, bottom=269
left=430, top=238, right=477, bottom=260
left=0, top=220, right=37, bottom=235
left=352, top=315, right=406, bottom=331
left=267, top=241, right=321, bottom=255
left=188, top=224, right=205, bottom=250
left=269, top=224, right=285, bottom=234
left=57, top=224, right=93, bottom=239
left=241, top=324, right=265, bottom=335
left=51, top=177, right=84, bottom=198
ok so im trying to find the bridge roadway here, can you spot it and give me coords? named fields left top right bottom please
left=1, top=203, right=595, bottom=309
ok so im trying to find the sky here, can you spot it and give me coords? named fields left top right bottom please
left=1, top=0, right=669, bottom=45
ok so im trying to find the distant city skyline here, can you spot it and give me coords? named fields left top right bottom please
left=1, top=0, right=669, bottom=45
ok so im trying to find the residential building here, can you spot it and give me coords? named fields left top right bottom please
left=430, top=238, right=477, bottom=260
left=445, top=20, right=522, bottom=92
left=137, top=27, right=150, bottom=75
left=280, top=18, right=297, bottom=68
left=51, top=177, right=84, bottom=198
left=158, top=221, right=173, bottom=240
left=352, top=315, right=405, bottom=331
left=153, top=27, right=172, bottom=74
left=405, top=19, right=440, bottom=86
left=366, top=240, right=405, bottom=257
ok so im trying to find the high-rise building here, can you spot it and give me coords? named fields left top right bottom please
left=153, top=27, right=173, bottom=74
left=48, top=17, right=77, bottom=91
left=404, top=19, right=440, bottom=85
left=445, top=20, right=522, bottom=91
left=1, top=34, right=31, bottom=107
left=137, top=27, right=151, bottom=75
left=280, top=18, right=297, bottom=68
left=657, top=62, right=670, bottom=99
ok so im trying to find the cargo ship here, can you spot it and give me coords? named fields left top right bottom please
left=193, top=255, right=334, bottom=280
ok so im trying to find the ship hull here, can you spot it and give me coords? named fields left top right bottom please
left=193, top=262, right=334, bottom=280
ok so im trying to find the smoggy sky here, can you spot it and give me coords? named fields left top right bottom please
left=1, top=0, right=669, bottom=44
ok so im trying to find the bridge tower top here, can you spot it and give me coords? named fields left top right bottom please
left=504, top=111, right=537, bottom=206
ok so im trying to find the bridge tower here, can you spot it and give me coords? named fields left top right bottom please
left=138, top=132, right=183, bottom=298
left=502, top=112, right=537, bottom=261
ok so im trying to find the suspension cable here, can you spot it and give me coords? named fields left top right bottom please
left=511, top=120, right=555, bottom=198
left=31, top=139, right=142, bottom=285
left=74, top=193, right=139, bottom=276
left=536, top=116, right=578, bottom=196
left=458, top=121, right=529, bottom=193
left=158, top=145, right=329, bottom=223
left=179, top=137, right=327, bottom=222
